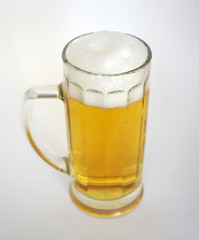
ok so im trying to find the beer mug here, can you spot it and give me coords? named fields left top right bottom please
left=22, top=31, right=152, bottom=217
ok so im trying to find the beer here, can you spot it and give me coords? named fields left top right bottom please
left=22, top=30, right=152, bottom=216
left=62, top=30, right=152, bottom=215
left=68, top=91, right=149, bottom=200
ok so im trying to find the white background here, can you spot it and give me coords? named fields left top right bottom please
left=0, top=0, right=199, bottom=239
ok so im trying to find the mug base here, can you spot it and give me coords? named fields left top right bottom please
left=70, top=183, right=143, bottom=217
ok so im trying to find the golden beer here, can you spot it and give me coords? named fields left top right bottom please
left=23, top=31, right=152, bottom=216
left=67, top=91, right=149, bottom=201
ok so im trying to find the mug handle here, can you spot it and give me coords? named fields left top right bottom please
left=21, top=83, right=69, bottom=174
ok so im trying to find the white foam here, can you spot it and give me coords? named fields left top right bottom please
left=66, top=31, right=147, bottom=74
left=63, top=31, right=151, bottom=108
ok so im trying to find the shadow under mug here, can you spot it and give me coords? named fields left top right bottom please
left=22, top=32, right=152, bottom=217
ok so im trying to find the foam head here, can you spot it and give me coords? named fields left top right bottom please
left=65, top=31, right=148, bottom=74
left=63, top=31, right=151, bottom=108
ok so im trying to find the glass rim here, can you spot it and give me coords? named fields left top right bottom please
left=62, top=32, right=152, bottom=77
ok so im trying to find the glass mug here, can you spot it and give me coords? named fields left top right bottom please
left=22, top=31, right=152, bottom=217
